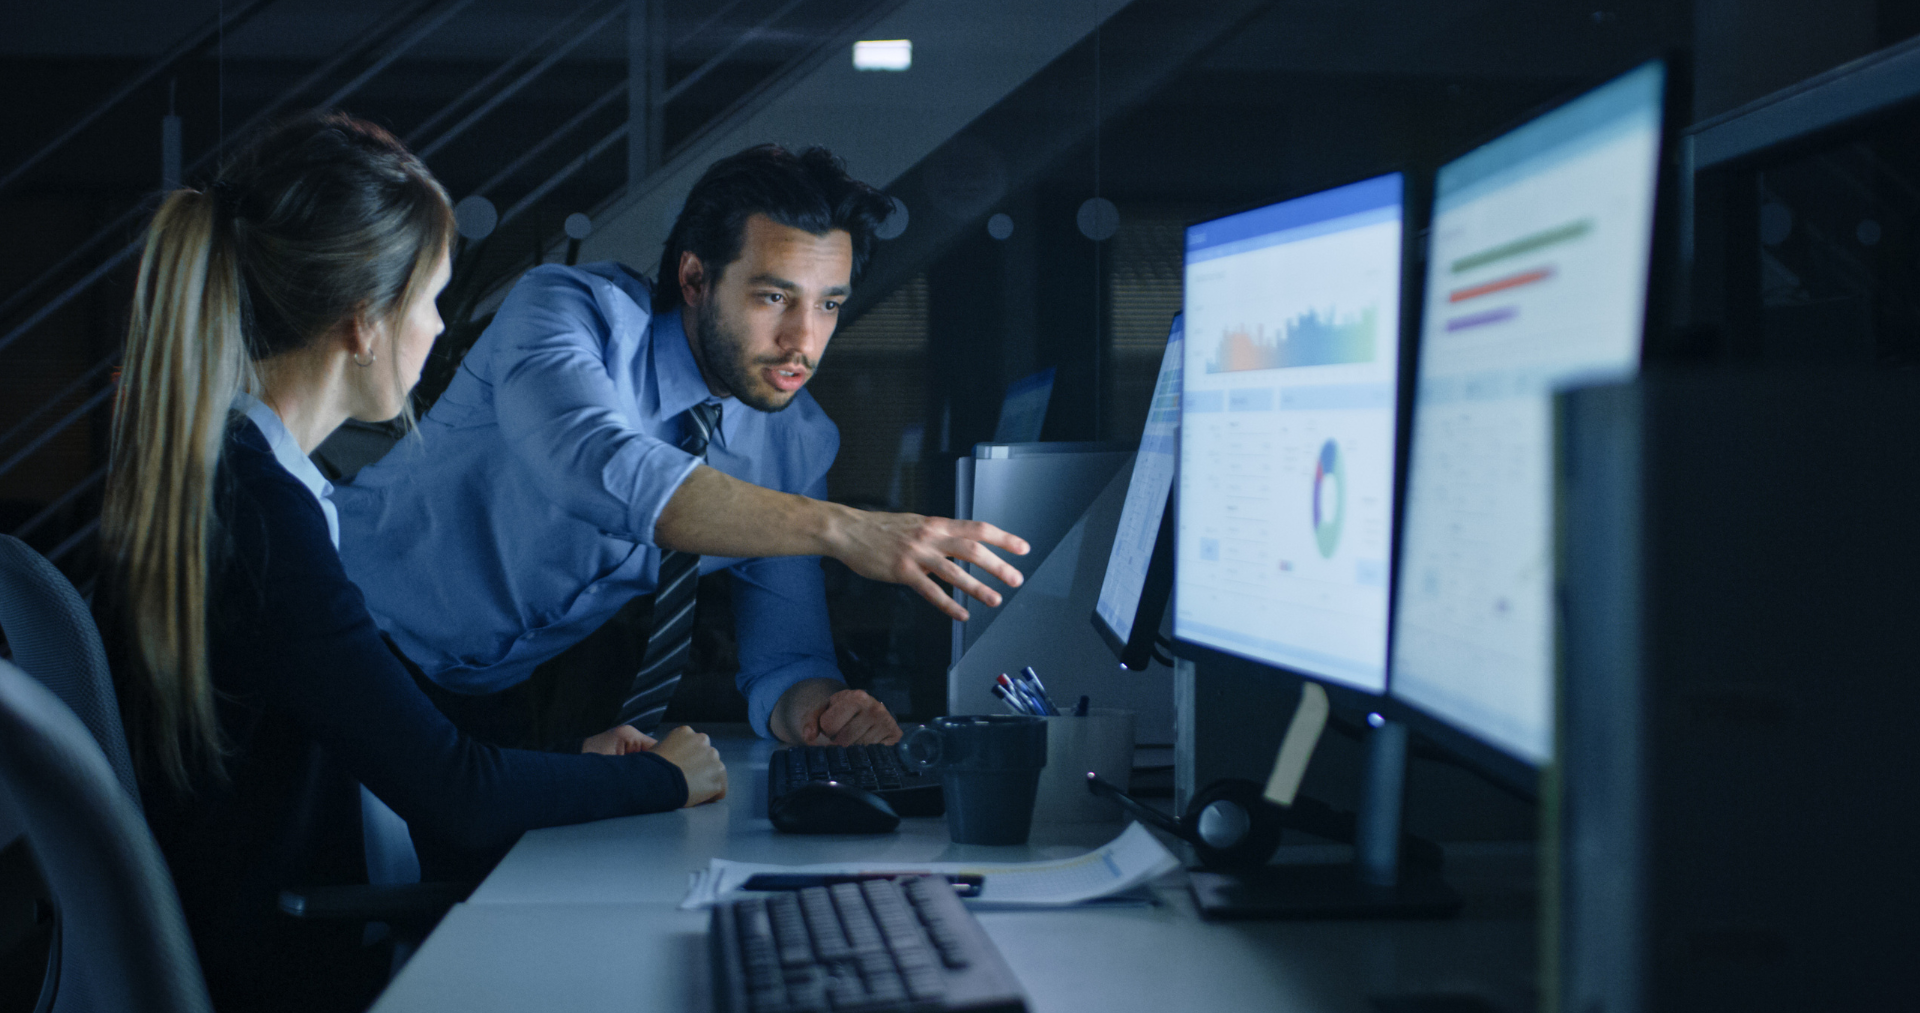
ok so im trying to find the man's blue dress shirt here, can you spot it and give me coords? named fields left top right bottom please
left=334, top=262, right=842, bottom=736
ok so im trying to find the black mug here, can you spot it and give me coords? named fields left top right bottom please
left=900, top=715, right=1048, bottom=845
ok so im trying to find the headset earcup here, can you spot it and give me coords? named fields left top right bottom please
left=1182, top=778, right=1285, bottom=872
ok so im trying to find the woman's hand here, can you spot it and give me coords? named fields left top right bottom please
left=651, top=725, right=728, bottom=806
left=582, top=725, right=656, bottom=755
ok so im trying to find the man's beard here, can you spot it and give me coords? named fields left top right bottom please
left=694, top=302, right=814, bottom=413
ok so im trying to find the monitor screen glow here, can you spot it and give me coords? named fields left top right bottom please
left=1174, top=173, right=1405, bottom=694
left=1094, top=316, right=1182, bottom=652
left=1390, top=62, right=1665, bottom=764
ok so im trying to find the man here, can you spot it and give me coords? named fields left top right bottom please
left=335, top=144, right=1026, bottom=750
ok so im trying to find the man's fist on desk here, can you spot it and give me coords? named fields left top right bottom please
left=772, top=677, right=902, bottom=746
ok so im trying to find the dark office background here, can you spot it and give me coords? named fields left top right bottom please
left=3, top=0, right=1919, bottom=854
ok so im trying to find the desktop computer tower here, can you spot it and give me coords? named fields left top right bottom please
left=949, top=442, right=1175, bottom=744
left=1553, top=372, right=1920, bottom=1013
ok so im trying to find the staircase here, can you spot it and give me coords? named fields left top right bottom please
left=0, top=0, right=1150, bottom=593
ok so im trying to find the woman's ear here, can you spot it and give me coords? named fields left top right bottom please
left=341, top=306, right=383, bottom=364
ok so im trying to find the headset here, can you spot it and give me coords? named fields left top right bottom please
left=1085, top=773, right=1443, bottom=873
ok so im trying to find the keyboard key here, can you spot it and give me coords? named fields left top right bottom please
left=904, top=968, right=947, bottom=1002
left=864, top=973, right=907, bottom=1006
left=768, top=894, right=812, bottom=968
left=830, top=883, right=887, bottom=954
left=824, top=972, right=866, bottom=1010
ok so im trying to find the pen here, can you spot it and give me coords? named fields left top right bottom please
left=1017, top=667, right=1055, bottom=714
left=995, top=673, right=1034, bottom=714
left=1074, top=695, right=1090, bottom=717
left=742, top=873, right=984, bottom=897
left=1019, top=667, right=1059, bottom=715
left=1002, top=673, right=1048, bottom=716
left=992, top=682, right=1028, bottom=714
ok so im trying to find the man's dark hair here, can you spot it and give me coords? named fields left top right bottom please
left=653, top=143, right=893, bottom=313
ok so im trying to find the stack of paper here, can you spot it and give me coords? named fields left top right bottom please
left=680, top=822, right=1179, bottom=910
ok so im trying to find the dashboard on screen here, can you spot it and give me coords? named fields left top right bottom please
left=1175, top=173, right=1405, bottom=694
left=1390, top=62, right=1666, bottom=764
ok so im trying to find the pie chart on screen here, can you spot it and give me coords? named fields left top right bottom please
left=1313, top=438, right=1345, bottom=558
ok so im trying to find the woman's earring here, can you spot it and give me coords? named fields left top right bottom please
left=353, top=351, right=376, bottom=367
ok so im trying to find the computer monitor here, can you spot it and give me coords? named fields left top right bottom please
left=1174, top=173, right=1406, bottom=696
left=992, top=367, right=1056, bottom=443
left=1389, top=60, right=1669, bottom=778
left=1092, top=315, right=1182, bottom=671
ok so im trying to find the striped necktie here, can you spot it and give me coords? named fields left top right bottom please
left=617, top=400, right=722, bottom=730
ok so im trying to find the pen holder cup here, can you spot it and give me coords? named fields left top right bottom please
left=900, top=715, right=1048, bottom=845
left=1031, top=709, right=1136, bottom=823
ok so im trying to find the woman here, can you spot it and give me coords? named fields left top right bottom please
left=95, top=112, right=727, bottom=1011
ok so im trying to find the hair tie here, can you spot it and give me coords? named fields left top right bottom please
left=207, top=178, right=244, bottom=223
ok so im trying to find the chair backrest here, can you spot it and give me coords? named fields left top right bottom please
left=0, top=534, right=139, bottom=802
left=0, top=659, right=212, bottom=1013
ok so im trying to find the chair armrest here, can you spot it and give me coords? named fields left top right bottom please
left=277, top=881, right=474, bottom=923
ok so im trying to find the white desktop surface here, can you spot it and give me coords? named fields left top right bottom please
left=374, top=727, right=1538, bottom=1012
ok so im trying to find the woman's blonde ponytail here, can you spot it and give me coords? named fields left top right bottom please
left=101, top=188, right=251, bottom=791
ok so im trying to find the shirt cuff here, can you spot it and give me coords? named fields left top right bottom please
left=742, top=658, right=845, bottom=739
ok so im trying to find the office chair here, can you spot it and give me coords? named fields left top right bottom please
left=0, top=534, right=138, bottom=802
left=0, top=658, right=213, bottom=1013
left=0, top=534, right=466, bottom=993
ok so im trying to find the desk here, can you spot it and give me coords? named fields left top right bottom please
left=372, top=727, right=1538, bottom=1013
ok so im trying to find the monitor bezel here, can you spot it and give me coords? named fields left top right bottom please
left=1168, top=168, right=1416, bottom=704
left=1381, top=54, right=1689, bottom=799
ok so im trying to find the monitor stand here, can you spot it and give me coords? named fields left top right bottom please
left=1188, top=720, right=1463, bottom=919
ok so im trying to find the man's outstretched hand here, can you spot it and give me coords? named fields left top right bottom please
left=656, top=466, right=1029, bottom=621
left=829, top=511, right=1029, bottom=622
left=771, top=678, right=902, bottom=747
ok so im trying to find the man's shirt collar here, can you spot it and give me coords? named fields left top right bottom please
left=652, top=307, right=744, bottom=448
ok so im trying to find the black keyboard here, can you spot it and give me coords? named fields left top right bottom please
left=710, top=875, right=1028, bottom=1013
left=769, top=744, right=944, bottom=818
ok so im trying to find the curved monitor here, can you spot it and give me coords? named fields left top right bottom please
left=1390, top=61, right=1667, bottom=767
left=1174, top=173, right=1406, bottom=694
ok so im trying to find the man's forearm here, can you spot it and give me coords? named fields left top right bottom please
left=655, top=465, right=847, bottom=558
left=655, top=463, right=1030, bottom=622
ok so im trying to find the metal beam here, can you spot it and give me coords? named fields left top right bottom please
left=1689, top=32, right=1920, bottom=172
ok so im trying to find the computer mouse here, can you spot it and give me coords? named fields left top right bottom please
left=769, top=779, right=901, bottom=835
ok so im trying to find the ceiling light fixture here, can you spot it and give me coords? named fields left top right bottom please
left=853, top=39, right=911, bottom=72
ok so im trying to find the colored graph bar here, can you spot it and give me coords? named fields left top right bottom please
left=1207, top=305, right=1378, bottom=373
left=1448, top=266, right=1554, bottom=303
left=1449, top=219, right=1592, bottom=274
left=1445, top=307, right=1517, bottom=332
